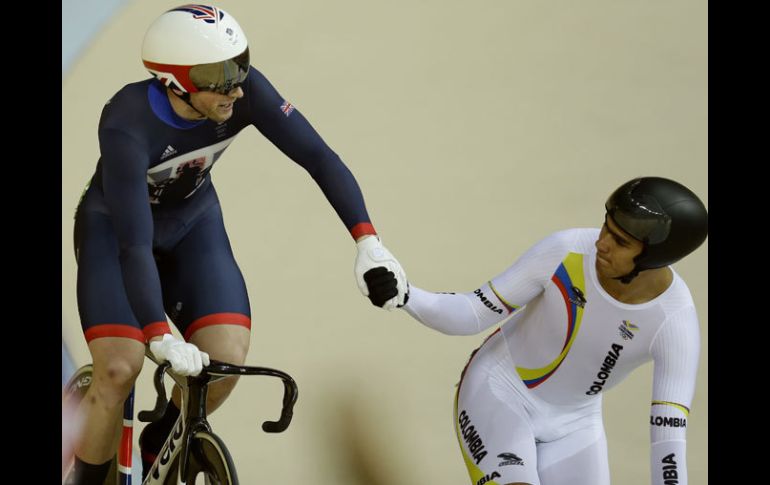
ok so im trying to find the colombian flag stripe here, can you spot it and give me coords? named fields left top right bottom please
left=516, top=253, right=586, bottom=388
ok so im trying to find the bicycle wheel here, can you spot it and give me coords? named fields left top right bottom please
left=62, top=365, right=125, bottom=485
left=192, top=431, right=238, bottom=485
left=63, top=364, right=93, bottom=398
left=62, top=365, right=94, bottom=482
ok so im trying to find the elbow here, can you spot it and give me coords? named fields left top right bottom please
left=302, top=149, right=342, bottom=177
left=417, top=318, right=481, bottom=336
left=441, top=325, right=482, bottom=336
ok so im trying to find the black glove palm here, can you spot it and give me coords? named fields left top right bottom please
left=363, top=266, right=408, bottom=308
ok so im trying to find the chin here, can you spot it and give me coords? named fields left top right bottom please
left=208, top=113, right=229, bottom=123
left=595, top=264, right=615, bottom=280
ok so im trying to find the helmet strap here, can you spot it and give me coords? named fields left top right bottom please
left=615, top=267, right=640, bottom=284
left=170, top=89, right=207, bottom=120
left=614, top=244, right=647, bottom=284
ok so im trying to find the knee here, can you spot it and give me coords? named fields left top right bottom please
left=90, top=351, right=144, bottom=407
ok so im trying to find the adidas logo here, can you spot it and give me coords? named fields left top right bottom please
left=160, top=145, right=177, bottom=160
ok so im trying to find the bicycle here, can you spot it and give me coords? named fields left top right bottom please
left=62, top=350, right=299, bottom=485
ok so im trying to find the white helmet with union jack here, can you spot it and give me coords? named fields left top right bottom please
left=141, top=4, right=250, bottom=94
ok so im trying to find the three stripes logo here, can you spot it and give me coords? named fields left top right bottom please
left=160, top=145, right=178, bottom=160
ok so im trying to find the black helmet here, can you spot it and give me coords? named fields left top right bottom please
left=605, top=177, right=708, bottom=278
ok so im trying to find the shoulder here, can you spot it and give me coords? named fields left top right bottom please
left=99, top=79, right=155, bottom=129
left=104, top=79, right=154, bottom=110
left=534, top=227, right=598, bottom=254
left=650, top=274, right=700, bottom=347
left=246, top=66, right=269, bottom=84
left=501, top=228, right=597, bottom=274
left=657, top=270, right=698, bottom=316
left=242, top=66, right=276, bottom=96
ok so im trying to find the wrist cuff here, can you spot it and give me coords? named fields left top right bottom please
left=351, top=222, right=377, bottom=240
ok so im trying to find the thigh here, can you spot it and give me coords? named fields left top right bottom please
left=158, top=203, right=251, bottom=341
left=537, top=420, right=610, bottom=485
left=189, top=324, right=250, bottom=365
left=455, top=360, right=541, bottom=485
left=75, top=211, right=143, bottom=343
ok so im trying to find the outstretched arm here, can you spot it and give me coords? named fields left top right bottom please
left=402, top=285, right=507, bottom=335
left=245, top=67, right=407, bottom=308
left=245, top=66, right=374, bottom=238
left=397, top=230, right=580, bottom=335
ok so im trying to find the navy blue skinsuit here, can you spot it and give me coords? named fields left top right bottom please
left=75, top=66, right=377, bottom=343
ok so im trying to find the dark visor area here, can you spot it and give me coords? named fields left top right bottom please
left=606, top=193, right=671, bottom=244
left=189, top=47, right=250, bottom=94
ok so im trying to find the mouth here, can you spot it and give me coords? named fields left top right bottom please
left=219, top=102, right=233, bottom=110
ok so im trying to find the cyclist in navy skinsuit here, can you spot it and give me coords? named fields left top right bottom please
left=70, top=5, right=408, bottom=484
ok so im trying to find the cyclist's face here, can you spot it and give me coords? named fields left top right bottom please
left=595, top=215, right=644, bottom=279
left=189, top=86, right=245, bottom=123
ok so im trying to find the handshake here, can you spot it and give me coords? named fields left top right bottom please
left=354, top=236, right=409, bottom=310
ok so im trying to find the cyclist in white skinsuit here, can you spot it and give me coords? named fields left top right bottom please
left=362, top=177, right=707, bottom=485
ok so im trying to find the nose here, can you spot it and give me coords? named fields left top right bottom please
left=227, top=86, right=244, bottom=99
left=595, top=232, right=610, bottom=253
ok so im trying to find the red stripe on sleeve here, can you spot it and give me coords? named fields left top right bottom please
left=350, top=222, right=377, bottom=240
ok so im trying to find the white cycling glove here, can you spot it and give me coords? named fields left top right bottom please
left=149, top=334, right=210, bottom=376
left=354, top=236, right=408, bottom=311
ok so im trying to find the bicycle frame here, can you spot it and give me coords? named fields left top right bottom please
left=139, top=352, right=299, bottom=484
left=62, top=352, right=298, bottom=484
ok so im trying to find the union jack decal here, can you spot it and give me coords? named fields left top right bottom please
left=280, top=100, right=295, bottom=117
left=170, top=4, right=223, bottom=24
left=144, top=67, right=187, bottom=92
